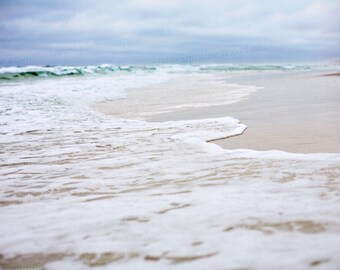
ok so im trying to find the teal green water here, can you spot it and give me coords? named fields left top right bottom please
left=0, top=64, right=334, bottom=81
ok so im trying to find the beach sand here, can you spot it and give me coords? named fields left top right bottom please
left=146, top=72, right=340, bottom=153
left=97, top=71, right=340, bottom=153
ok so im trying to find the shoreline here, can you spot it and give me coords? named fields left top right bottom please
left=213, top=72, right=340, bottom=153
left=96, top=70, right=340, bottom=154
left=2, top=68, right=340, bottom=270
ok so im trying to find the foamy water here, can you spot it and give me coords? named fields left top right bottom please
left=0, top=65, right=340, bottom=269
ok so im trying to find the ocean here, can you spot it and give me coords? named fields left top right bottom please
left=0, top=64, right=340, bottom=269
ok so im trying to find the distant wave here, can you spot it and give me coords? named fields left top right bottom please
left=198, top=64, right=313, bottom=72
left=0, top=65, right=157, bottom=80
left=0, top=64, right=334, bottom=80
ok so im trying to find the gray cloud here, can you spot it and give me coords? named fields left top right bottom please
left=0, top=0, right=339, bottom=65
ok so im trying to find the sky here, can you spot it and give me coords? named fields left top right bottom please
left=0, top=0, right=339, bottom=66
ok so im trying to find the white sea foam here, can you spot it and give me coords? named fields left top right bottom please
left=0, top=67, right=340, bottom=269
left=1, top=63, right=338, bottom=80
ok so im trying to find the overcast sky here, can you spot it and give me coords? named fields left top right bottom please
left=0, top=0, right=339, bottom=66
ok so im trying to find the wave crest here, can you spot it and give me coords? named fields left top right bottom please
left=0, top=64, right=333, bottom=81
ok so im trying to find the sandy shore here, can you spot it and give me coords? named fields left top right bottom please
left=97, top=71, right=340, bottom=153
left=148, top=72, right=340, bottom=153
left=2, top=69, right=340, bottom=269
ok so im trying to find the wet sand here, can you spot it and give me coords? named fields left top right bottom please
left=147, top=72, right=340, bottom=153
left=96, top=71, right=340, bottom=153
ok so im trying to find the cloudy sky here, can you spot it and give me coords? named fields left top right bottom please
left=0, top=0, right=339, bottom=66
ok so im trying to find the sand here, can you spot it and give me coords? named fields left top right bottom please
left=147, top=72, right=340, bottom=153
left=97, top=71, right=340, bottom=153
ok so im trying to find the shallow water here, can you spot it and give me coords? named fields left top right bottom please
left=1, top=66, right=340, bottom=269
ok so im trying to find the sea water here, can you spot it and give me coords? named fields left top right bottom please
left=0, top=64, right=339, bottom=269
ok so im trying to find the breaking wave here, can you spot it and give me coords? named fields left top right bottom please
left=0, top=63, right=335, bottom=80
